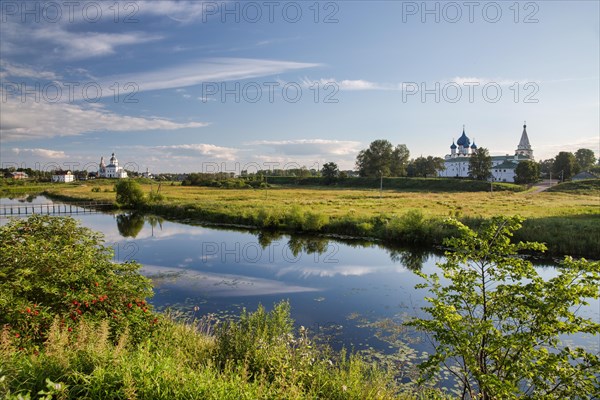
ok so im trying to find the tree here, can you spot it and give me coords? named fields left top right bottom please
left=408, top=217, right=599, bottom=399
left=468, top=148, right=492, bottom=180
left=412, top=156, right=445, bottom=177
left=356, top=139, right=393, bottom=177
left=321, top=162, right=339, bottom=184
left=356, top=140, right=410, bottom=177
left=390, top=144, right=411, bottom=177
left=538, top=158, right=554, bottom=179
left=574, top=148, right=597, bottom=171
left=553, top=152, right=579, bottom=181
left=514, top=160, right=540, bottom=184
left=115, top=179, right=146, bottom=207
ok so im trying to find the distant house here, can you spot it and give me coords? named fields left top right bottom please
left=142, top=168, right=154, bottom=179
left=10, top=171, right=28, bottom=180
left=572, top=171, right=599, bottom=181
left=52, top=170, right=75, bottom=183
left=492, top=160, right=518, bottom=183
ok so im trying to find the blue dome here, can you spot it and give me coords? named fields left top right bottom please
left=450, top=141, right=457, bottom=149
left=456, top=130, right=470, bottom=147
left=471, top=142, right=477, bottom=149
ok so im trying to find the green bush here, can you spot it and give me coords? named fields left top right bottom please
left=0, top=216, right=155, bottom=346
left=114, top=180, right=146, bottom=208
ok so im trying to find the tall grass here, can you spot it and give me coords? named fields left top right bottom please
left=1, top=303, right=443, bottom=399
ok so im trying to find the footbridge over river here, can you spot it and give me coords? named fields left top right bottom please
left=0, top=201, right=114, bottom=218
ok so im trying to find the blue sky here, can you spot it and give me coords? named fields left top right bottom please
left=1, top=0, right=598, bottom=173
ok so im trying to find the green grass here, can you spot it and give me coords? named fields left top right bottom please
left=0, top=303, right=444, bottom=400
left=39, top=181, right=600, bottom=258
left=263, top=176, right=524, bottom=192
left=545, top=179, right=600, bottom=195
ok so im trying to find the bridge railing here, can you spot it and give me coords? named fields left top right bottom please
left=0, top=201, right=114, bottom=217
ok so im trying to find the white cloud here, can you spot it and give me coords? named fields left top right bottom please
left=32, top=26, right=162, bottom=59
left=250, top=139, right=362, bottom=156
left=301, top=77, right=384, bottom=91
left=108, top=58, right=320, bottom=94
left=0, top=17, right=161, bottom=60
left=152, top=144, right=240, bottom=160
left=538, top=137, right=600, bottom=156
left=0, top=97, right=208, bottom=141
left=12, top=148, right=67, bottom=159
left=135, top=0, right=219, bottom=22
left=0, top=60, right=59, bottom=80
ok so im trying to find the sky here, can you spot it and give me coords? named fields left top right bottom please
left=1, top=0, right=599, bottom=174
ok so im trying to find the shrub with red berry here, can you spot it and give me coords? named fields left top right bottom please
left=0, top=215, right=156, bottom=347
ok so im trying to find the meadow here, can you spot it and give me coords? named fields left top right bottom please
left=4, top=178, right=599, bottom=258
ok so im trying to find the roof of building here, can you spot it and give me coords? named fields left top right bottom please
left=450, top=141, right=457, bottom=149
left=572, top=171, right=599, bottom=180
left=456, top=127, right=470, bottom=146
left=493, top=161, right=518, bottom=170
left=517, top=123, right=532, bottom=150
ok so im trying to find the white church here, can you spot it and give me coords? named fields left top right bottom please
left=98, top=153, right=128, bottom=179
left=438, top=123, right=533, bottom=183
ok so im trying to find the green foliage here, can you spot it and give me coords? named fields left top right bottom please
left=147, top=190, right=165, bottom=203
left=514, top=160, right=540, bottom=184
left=409, top=156, right=446, bottom=178
left=545, top=178, right=600, bottom=195
left=408, top=216, right=600, bottom=399
left=356, top=140, right=410, bottom=177
left=468, top=148, right=492, bottom=180
left=574, top=148, right=597, bottom=171
left=115, top=180, right=146, bottom=207
left=0, top=215, right=155, bottom=346
left=553, top=151, right=579, bottom=181
left=321, top=162, right=340, bottom=184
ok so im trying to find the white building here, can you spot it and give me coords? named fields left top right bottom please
left=98, top=153, right=128, bottom=179
left=52, top=170, right=75, bottom=183
left=438, top=123, right=534, bottom=183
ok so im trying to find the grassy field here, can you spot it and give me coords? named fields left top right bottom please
left=5, top=179, right=599, bottom=258
left=38, top=179, right=597, bottom=220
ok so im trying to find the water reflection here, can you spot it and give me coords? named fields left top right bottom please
left=116, top=214, right=431, bottom=269
left=116, top=213, right=145, bottom=238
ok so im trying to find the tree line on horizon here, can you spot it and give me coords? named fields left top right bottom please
left=1, top=146, right=597, bottom=185
left=338, top=140, right=599, bottom=185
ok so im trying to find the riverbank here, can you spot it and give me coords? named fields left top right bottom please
left=12, top=180, right=599, bottom=258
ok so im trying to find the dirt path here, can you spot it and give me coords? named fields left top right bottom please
left=529, top=180, right=558, bottom=193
